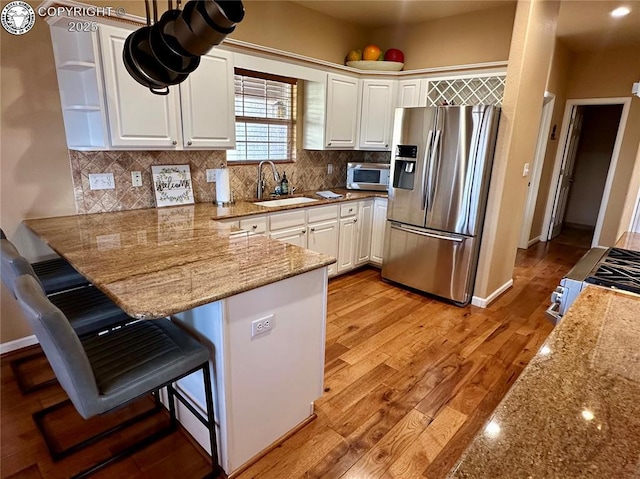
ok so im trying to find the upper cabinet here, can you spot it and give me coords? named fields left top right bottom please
left=359, top=79, right=396, bottom=150
left=99, top=24, right=182, bottom=149
left=180, top=49, right=236, bottom=149
left=303, top=73, right=360, bottom=150
left=397, top=79, right=426, bottom=108
left=51, top=21, right=235, bottom=150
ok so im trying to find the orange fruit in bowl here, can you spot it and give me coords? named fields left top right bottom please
left=362, top=44, right=382, bottom=61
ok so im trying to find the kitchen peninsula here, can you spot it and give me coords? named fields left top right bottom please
left=24, top=202, right=335, bottom=475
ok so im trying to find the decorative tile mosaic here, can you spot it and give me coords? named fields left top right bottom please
left=69, top=149, right=390, bottom=214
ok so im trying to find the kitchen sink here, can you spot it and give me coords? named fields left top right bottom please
left=254, top=197, right=320, bottom=207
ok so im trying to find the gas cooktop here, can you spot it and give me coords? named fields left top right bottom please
left=585, top=247, right=640, bottom=295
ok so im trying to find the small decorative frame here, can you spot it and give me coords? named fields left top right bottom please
left=151, top=165, right=194, bottom=207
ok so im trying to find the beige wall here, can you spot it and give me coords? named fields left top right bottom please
left=372, top=5, right=516, bottom=70
left=529, top=39, right=571, bottom=241
left=564, top=47, right=640, bottom=245
left=475, top=0, right=560, bottom=299
left=1, top=3, right=78, bottom=344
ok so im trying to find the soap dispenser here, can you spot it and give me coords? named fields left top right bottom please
left=281, top=172, right=289, bottom=195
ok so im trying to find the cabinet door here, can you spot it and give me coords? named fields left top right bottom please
left=338, top=217, right=357, bottom=273
left=370, top=198, right=388, bottom=266
left=98, top=24, right=181, bottom=148
left=270, top=226, right=307, bottom=248
left=308, top=220, right=338, bottom=277
left=397, top=79, right=422, bottom=107
left=181, top=49, right=235, bottom=149
left=325, top=73, right=359, bottom=149
left=239, top=215, right=267, bottom=235
left=355, top=200, right=374, bottom=265
left=359, top=79, right=395, bottom=150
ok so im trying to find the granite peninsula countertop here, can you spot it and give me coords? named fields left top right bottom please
left=448, top=286, right=640, bottom=479
left=208, top=188, right=387, bottom=220
left=24, top=203, right=336, bottom=320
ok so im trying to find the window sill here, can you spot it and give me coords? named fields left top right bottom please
left=227, top=160, right=295, bottom=166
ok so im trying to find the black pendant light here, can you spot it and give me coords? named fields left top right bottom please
left=124, top=0, right=245, bottom=95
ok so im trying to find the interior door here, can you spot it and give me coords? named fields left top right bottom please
left=549, top=106, right=584, bottom=239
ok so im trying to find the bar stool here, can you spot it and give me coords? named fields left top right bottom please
left=0, top=228, right=88, bottom=294
left=15, top=274, right=220, bottom=478
left=1, top=239, right=129, bottom=393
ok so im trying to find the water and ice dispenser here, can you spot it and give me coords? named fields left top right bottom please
left=393, top=145, right=418, bottom=190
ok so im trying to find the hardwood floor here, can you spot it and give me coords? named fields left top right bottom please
left=1, top=239, right=587, bottom=479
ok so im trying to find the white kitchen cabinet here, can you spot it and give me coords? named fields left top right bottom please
left=308, top=219, right=339, bottom=277
left=270, top=226, right=307, bottom=247
left=359, top=79, right=396, bottom=150
left=180, top=49, right=236, bottom=149
left=303, top=73, right=359, bottom=150
left=99, top=24, right=182, bottom=149
left=370, top=198, right=388, bottom=266
left=338, top=216, right=358, bottom=273
left=396, top=79, right=429, bottom=108
left=48, top=17, right=109, bottom=150
left=239, top=215, right=267, bottom=235
left=355, top=200, right=374, bottom=265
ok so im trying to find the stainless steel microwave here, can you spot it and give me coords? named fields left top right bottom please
left=346, top=163, right=390, bottom=191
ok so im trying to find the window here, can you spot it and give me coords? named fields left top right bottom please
left=227, top=68, right=297, bottom=163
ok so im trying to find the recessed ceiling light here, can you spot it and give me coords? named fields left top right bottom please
left=610, top=6, right=631, bottom=17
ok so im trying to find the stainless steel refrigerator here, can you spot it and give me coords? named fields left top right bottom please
left=382, top=105, right=500, bottom=305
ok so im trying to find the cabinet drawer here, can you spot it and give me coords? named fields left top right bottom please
left=307, top=204, right=338, bottom=224
left=340, top=202, right=358, bottom=218
left=269, top=210, right=306, bottom=231
left=239, top=216, right=267, bottom=234
left=217, top=219, right=240, bottom=228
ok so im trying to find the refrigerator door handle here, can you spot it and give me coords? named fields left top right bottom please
left=427, top=129, right=442, bottom=212
left=421, top=130, right=434, bottom=211
left=391, top=223, right=464, bottom=243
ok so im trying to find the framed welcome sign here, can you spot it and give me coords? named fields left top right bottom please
left=151, top=165, right=195, bottom=207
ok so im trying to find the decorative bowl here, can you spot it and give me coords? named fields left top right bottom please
left=346, top=60, right=404, bottom=71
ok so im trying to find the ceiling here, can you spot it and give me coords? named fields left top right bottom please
left=289, top=0, right=640, bottom=52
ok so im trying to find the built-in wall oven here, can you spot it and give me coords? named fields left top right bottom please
left=346, top=162, right=390, bottom=191
left=546, top=246, right=640, bottom=323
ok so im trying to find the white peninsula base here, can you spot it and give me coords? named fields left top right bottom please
left=169, top=267, right=328, bottom=475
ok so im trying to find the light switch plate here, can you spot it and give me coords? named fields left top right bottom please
left=206, top=169, right=216, bottom=183
left=89, top=173, right=115, bottom=190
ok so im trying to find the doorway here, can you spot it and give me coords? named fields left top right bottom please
left=541, top=98, right=631, bottom=248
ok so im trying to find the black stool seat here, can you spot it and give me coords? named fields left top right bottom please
left=50, top=286, right=129, bottom=336
left=32, top=257, right=88, bottom=295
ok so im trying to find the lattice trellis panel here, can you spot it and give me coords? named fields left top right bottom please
left=427, top=76, right=506, bottom=107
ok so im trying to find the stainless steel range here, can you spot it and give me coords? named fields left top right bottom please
left=547, top=246, right=640, bottom=323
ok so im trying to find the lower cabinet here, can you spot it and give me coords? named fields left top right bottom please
left=338, top=216, right=358, bottom=273
left=270, top=226, right=307, bottom=247
left=307, top=219, right=339, bottom=277
left=221, top=198, right=387, bottom=277
left=370, top=198, right=388, bottom=266
left=355, top=200, right=373, bottom=266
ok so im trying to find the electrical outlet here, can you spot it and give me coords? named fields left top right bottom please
left=327, top=164, right=334, bottom=174
left=206, top=169, right=217, bottom=183
left=251, top=314, right=275, bottom=338
left=131, top=171, right=142, bottom=187
left=88, top=173, right=115, bottom=190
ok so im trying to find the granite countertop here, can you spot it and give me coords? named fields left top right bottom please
left=209, top=188, right=387, bottom=220
left=448, top=286, right=640, bottom=479
left=24, top=203, right=336, bottom=319
left=615, top=231, right=640, bottom=251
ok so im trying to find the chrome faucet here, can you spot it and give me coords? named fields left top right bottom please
left=256, top=161, right=281, bottom=199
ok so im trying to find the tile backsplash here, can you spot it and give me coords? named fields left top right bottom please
left=70, top=149, right=390, bottom=214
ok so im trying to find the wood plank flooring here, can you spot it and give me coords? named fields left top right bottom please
left=1, top=239, right=587, bottom=479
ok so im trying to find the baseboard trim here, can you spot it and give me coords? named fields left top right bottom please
left=1, top=335, right=38, bottom=355
left=471, top=279, right=514, bottom=308
left=527, top=236, right=541, bottom=248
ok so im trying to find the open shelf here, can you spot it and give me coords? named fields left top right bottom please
left=64, top=105, right=102, bottom=112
